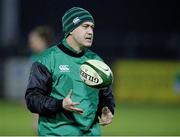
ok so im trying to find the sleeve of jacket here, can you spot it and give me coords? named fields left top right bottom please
left=25, top=62, right=63, bottom=117
left=97, top=86, right=115, bottom=116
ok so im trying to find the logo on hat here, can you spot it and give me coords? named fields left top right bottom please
left=73, top=17, right=81, bottom=25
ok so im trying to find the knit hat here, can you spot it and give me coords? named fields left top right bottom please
left=62, top=7, right=94, bottom=37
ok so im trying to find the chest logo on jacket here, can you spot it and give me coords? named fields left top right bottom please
left=59, top=65, right=70, bottom=72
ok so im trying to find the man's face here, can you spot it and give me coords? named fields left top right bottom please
left=71, top=21, right=94, bottom=48
left=28, top=32, right=47, bottom=53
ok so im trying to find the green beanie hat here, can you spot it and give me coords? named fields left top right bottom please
left=62, top=7, right=94, bottom=37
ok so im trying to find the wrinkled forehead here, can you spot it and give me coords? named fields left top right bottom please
left=81, top=21, right=94, bottom=26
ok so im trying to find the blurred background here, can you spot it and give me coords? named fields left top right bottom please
left=0, top=0, right=180, bottom=135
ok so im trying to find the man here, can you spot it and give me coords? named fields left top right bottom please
left=28, top=26, right=55, bottom=61
left=28, top=26, right=55, bottom=134
left=25, top=7, right=115, bottom=136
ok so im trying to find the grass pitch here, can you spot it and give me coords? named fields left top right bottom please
left=0, top=100, right=180, bottom=135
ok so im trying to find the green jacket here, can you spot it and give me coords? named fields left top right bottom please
left=25, top=39, right=115, bottom=135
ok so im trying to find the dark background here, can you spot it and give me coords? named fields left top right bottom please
left=1, top=0, right=180, bottom=60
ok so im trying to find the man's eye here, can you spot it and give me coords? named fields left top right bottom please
left=82, top=25, right=94, bottom=29
left=82, top=25, right=88, bottom=28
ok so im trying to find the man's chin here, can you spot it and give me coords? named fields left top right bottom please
left=84, top=43, right=92, bottom=47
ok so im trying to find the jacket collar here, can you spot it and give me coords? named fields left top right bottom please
left=57, top=38, right=85, bottom=57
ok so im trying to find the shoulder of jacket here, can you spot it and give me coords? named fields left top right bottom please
left=36, top=45, right=59, bottom=71
left=41, top=46, right=58, bottom=57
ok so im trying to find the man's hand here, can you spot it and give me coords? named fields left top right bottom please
left=62, top=89, right=84, bottom=115
left=99, top=106, right=113, bottom=126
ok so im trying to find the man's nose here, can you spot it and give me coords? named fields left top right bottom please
left=87, top=27, right=93, bottom=35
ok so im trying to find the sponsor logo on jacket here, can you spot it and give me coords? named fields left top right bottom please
left=59, top=65, right=70, bottom=72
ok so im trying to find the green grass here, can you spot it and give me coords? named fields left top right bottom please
left=0, top=100, right=34, bottom=136
left=101, top=103, right=180, bottom=135
left=0, top=100, right=180, bottom=135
